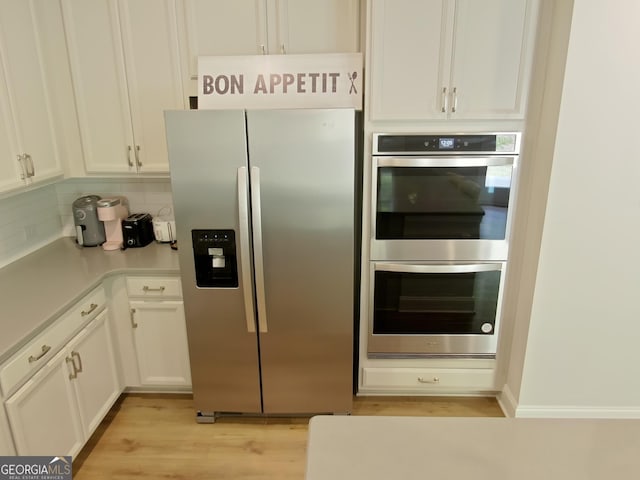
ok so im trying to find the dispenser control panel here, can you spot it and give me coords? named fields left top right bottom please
left=192, top=229, right=238, bottom=288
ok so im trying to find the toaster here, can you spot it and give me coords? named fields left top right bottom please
left=122, top=213, right=154, bottom=249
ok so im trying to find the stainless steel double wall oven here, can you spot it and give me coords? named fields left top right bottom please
left=368, top=132, right=521, bottom=358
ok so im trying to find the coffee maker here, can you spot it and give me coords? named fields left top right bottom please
left=97, top=197, right=129, bottom=251
left=72, top=195, right=106, bottom=247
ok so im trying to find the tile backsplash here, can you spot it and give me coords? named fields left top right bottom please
left=0, top=184, right=62, bottom=267
left=0, top=178, right=174, bottom=268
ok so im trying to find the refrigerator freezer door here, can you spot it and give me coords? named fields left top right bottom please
left=247, top=109, right=355, bottom=414
left=165, top=110, right=262, bottom=414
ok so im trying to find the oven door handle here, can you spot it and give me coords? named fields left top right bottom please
left=376, top=156, right=515, bottom=168
left=374, top=263, right=503, bottom=274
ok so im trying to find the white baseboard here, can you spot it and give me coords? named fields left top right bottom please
left=497, top=384, right=517, bottom=418
left=514, top=406, right=640, bottom=419
left=498, top=384, right=640, bottom=418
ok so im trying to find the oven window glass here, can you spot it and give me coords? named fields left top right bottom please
left=376, top=165, right=513, bottom=240
left=373, top=269, right=500, bottom=335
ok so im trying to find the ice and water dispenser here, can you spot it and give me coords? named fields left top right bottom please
left=192, top=230, right=239, bottom=288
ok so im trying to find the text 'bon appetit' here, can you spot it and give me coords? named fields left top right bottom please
left=202, top=71, right=359, bottom=95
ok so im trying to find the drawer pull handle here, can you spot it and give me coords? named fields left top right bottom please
left=66, top=356, right=78, bottom=379
left=130, top=308, right=138, bottom=329
left=417, top=376, right=440, bottom=384
left=143, top=285, right=165, bottom=293
left=81, top=303, right=98, bottom=316
left=28, top=344, right=51, bottom=363
left=72, top=351, right=83, bottom=374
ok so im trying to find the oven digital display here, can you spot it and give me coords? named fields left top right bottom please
left=439, top=137, right=455, bottom=149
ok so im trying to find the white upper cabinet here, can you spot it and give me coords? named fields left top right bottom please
left=270, top=0, right=360, bottom=55
left=62, top=0, right=185, bottom=175
left=178, top=0, right=360, bottom=95
left=369, top=0, right=538, bottom=121
left=0, top=0, right=65, bottom=193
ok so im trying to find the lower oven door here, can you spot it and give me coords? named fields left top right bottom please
left=368, top=262, right=505, bottom=358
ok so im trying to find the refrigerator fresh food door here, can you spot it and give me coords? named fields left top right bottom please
left=247, top=109, right=354, bottom=414
left=165, top=110, right=262, bottom=414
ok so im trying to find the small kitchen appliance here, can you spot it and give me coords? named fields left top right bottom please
left=97, top=197, right=129, bottom=251
left=72, top=195, right=106, bottom=247
left=122, top=213, right=154, bottom=248
left=152, top=218, right=176, bottom=243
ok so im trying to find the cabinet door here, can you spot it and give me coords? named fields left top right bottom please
left=0, top=0, right=63, bottom=183
left=62, top=0, right=136, bottom=174
left=118, top=0, right=185, bottom=173
left=179, top=0, right=268, bottom=80
left=68, top=311, right=121, bottom=439
left=449, top=0, right=533, bottom=119
left=0, top=401, right=15, bottom=456
left=5, top=349, right=84, bottom=457
left=369, top=0, right=453, bottom=120
left=130, top=301, right=191, bottom=387
left=0, top=71, right=25, bottom=192
left=272, top=0, right=360, bottom=54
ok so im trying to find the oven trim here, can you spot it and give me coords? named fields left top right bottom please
left=370, top=155, right=518, bottom=261
left=367, top=261, right=506, bottom=359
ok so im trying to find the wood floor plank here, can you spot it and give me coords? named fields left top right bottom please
left=72, top=393, right=503, bottom=479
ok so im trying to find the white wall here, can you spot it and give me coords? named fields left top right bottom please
left=508, top=0, right=640, bottom=417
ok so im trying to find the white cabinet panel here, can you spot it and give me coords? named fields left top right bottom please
left=0, top=402, right=15, bottom=456
left=361, top=366, right=495, bottom=393
left=130, top=300, right=191, bottom=387
left=273, top=0, right=360, bottom=55
left=368, top=0, right=537, bottom=121
left=4, top=310, right=121, bottom=457
left=369, top=0, right=451, bottom=120
left=180, top=0, right=268, bottom=80
left=5, top=349, right=84, bottom=457
left=62, top=0, right=184, bottom=174
left=68, top=312, right=121, bottom=438
left=450, top=0, right=532, bottom=119
left=0, top=0, right=64, bottom=192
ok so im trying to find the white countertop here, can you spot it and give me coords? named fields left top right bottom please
left=305, top=416, right=640, bottom=480
left=0, top=237, right=180, bottom=363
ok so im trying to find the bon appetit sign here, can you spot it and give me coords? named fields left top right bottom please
left=198, top=53, right=362, bottom=110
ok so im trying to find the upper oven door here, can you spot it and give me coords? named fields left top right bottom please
left=371, top=155, right=517, bottom=261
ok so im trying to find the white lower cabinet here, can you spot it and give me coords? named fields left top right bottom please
left=0, top=401, right=15, bottom=455
left=5, top=348, right=84, bottom=457
left=68, top=311, right=121, bottom=437
left=126, top=276, right=191, bottom=388
left=361, top=366, right=495, bottom=394
left=5, top=311, right=121, bottom=456
left=129, top=300, right=191, bottom=387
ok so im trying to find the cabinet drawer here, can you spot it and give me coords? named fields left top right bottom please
left=361, top=367, right=495, bottom=392
left=0, top=286, right=105, bottom=396
left=126, top=276, right=182, bottom=298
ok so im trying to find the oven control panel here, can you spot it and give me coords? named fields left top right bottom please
left=373, top=133, right=520, bottom=155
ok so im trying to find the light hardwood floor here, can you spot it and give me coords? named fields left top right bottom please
left=73, top=393, right=503, bottom=479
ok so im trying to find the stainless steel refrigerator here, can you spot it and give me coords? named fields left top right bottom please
left=165, top=109, right=355, bottom=421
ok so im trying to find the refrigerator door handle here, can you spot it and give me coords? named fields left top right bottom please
left=250, top=166, right=268, bottom=333
left=237, top=166, right=257, bottom=333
